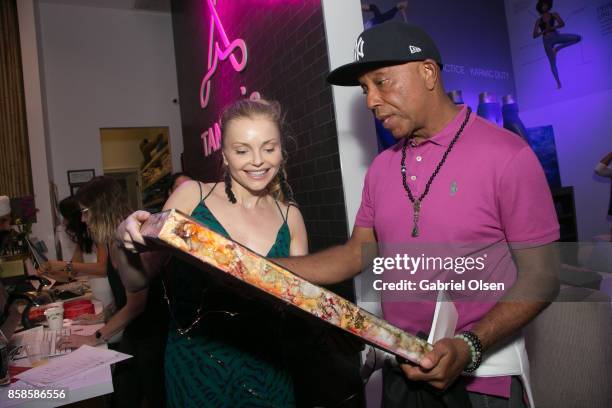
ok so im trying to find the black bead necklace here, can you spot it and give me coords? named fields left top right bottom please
left=401, top=107, right=472, bottom=237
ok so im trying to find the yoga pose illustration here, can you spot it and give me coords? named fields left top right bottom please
left=533, top=0, right=581, bottom=89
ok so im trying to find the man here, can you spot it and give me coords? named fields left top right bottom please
left=277, top=22, right=559, bottom=406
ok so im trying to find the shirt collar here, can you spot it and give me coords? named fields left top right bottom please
left=409, top=105, right=471, bottom=147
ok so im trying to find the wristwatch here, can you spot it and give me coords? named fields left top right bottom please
left=65, top=261, right=74, bottom=278
left=94, top=330, right=107, bottom=344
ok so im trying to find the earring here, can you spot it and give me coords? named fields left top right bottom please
left=224, top=171, right=237, bottom=203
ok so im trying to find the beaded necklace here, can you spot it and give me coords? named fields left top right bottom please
left=400, top=107, right=472, bottom=237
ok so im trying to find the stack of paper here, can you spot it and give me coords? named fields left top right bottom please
left=16, top=345, right=131, bottom=387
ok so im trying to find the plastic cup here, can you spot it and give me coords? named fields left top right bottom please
left=26, top=341, right=50, bottom=367
left=44, top=306, right=64, bottom=331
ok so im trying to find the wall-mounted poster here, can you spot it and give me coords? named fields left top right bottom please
left=505, top=0, right=612, bottom=109
left=67, top=169, right=95, bottom=185
left=525, top=125, right=562, bottom=188
left=67, top=169, right=95, bottom=196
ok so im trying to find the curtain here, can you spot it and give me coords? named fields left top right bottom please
left=0, top=0, right=33, bottom=198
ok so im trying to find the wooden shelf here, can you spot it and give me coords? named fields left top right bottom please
left=141, top=145, right=169, bottom=173
left=142, top=170, right=171, bottom=190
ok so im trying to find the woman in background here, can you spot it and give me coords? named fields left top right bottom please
left=166, top=172, right=192, bottom=200
left=57, top=176, right=167, bottom=408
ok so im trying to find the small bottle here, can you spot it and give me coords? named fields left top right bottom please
left=501, top=94, right=528, bottom=141
left=0, top=330, right=10, bottom=385
left=477, top=92, right=502, bottom=125
left=447, top=90, right=464, bottom=105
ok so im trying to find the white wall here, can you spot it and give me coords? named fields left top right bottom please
left=504, top=0, right=612, bottom=240
left=17, top=0, right=56, bottom=258
left=321, top=1, right=381, bottom=407
left=37, top=2, right=183, bottom=200
left=518, top=90, right=612, bottom=240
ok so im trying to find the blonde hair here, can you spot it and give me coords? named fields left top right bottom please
left=76, top=176, right=132, bottom=244
left=220, top=98, right=295, bottom=204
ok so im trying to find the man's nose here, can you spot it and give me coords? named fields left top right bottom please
left=365, top=88, right=382, bottom=111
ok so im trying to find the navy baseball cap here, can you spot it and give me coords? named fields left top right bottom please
left=327, top=21, right=443, bottom=86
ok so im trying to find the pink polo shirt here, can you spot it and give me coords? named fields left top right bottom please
left=355, top=105, right=559, bottom=397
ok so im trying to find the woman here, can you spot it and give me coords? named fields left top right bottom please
left=118, top=99, right=308, bottom=407
left=57, top=176, right=168, bottom=408
left=43, top=196, right=108, bottom=282
left=165, top=172, right=192, bottom=200
left=532, top=0, right=581, bottom=89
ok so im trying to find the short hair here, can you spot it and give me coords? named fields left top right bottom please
left=536, top=0, right=553, bottom=14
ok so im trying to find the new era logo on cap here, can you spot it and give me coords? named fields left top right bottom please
left=409, top=45, right=422, bottom=54
left=354, top=36, right=365, bottom=61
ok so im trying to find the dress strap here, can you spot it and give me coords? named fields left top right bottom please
left=200, top=182, right=218, bottom=203
left=274, top=200, right=289, bottom=224
left=197, top=181, right=203, bottom=201
left=285, top=204, right=291, bottom=223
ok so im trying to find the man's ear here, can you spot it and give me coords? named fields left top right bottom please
left=420, top=59, right=440, bottom=91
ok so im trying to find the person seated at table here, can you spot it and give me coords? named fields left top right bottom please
left=57, top=176, right=167, bottom=408
left=0, top=195, right=25, bottom=341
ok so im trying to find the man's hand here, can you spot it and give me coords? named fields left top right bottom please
left=400, top=337, right=471, bottom=390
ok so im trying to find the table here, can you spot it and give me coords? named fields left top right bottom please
left=0, top=325, right=114, bottom=407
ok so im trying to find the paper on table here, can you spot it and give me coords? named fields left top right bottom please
left=16, top=345, right=131, bottom=387
left=10, top=326, right=43, bottom=360
left=1, top=366, right=112, bottom=408
left=69, top=323, right=104, bottom=337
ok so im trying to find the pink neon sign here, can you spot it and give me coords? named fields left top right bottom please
left=199, top=0, right=261, bottom=157
left=199, top=0, right=248, bottom=109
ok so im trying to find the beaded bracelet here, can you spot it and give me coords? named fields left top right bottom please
left=454, top=331, right=483, bottom=373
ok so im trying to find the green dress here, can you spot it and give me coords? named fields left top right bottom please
left=164, top=186, right=295, bottom=408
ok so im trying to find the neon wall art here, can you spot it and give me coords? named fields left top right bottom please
left=199, top=0, right=260, bottom=157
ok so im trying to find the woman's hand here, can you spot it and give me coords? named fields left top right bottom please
left=116, top=210, right=151, bottom=252
left=72, top=313, right=105, bottom=325
left=39, top=264, right=71, bottom=282
left=56, top=334, right=97, bottom=350
left=41, top=260, right=67, bottom=274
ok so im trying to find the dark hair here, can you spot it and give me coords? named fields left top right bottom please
left=59, top=196, right=93, bottom=253
left=536, top=0, right=552, bottom=14
left=219, top=98, right=295, bottom=204
left=166, top=172, right=191, bottom=199
left=76, top=176, right=132, bottom=244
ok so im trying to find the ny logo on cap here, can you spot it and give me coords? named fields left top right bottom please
left=354, top=37, right=365, bottom=61
left=409, top=45, right=422, bottom=54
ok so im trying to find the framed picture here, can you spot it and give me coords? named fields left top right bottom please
left=67, top=169, right=95, bottom=185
